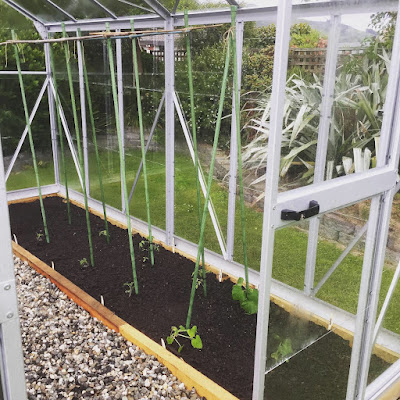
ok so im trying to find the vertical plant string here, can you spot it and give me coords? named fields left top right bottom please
left=62, top=24, right=94, bottom=266
left=231, top=6, right=249, bottom=291
left=184, top=11, right=207, bottom=297
left=106, top=23, right=139, bottom=294
left=12, top=31, right=50, bottom=243
left=77, top=29, right=110, bottom=243
left=48, top=42, right=71, bottom=224
left=186, top=25, right=232, bottom=329
left=130, top=20, right=154, bottom=265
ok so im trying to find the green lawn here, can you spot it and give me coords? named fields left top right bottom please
left=7, top=148, right=400, bottom=335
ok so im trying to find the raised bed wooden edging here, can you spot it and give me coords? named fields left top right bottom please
left=12, top=241, right=239, bottom=400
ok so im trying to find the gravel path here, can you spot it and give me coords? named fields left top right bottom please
left=14, top=257, right=204, bottom=400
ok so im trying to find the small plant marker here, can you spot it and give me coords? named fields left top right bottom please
left=12, top=30, right=50, bottom=244
left=62, top=24, right=94, bottom=266
left=131, top=20, right=154, bottom=266
left=106, top=22, right=138, bottom=294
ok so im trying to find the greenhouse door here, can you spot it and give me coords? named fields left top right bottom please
left=251, top=1, right=400, bottom=399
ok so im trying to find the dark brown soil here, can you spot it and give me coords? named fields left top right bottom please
left=9, top=197, right=389, bottom=400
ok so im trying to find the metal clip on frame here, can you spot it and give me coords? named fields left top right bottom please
left=281, top=200, right=320, bottom=221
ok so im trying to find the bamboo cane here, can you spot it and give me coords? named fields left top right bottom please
left=186, top=29, right=232, bottom=329
left=184, top=11, right=207, bottom=297
left=131, top=20, right=154, bottom=266
left=48, top=42, right=71, bottom=224
left=12, top=31, right=50, bottom=243
left=106, top=23, right=139, bottom=294
left=231, top=7, right=249, bottom=292
left=62, top=24, right=94, bottom=267
left=77, top=29, right=110, bottom=244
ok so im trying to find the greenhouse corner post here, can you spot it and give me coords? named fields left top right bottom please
left=131, top=20, right=155, bottom=266
left=77, top=28, right=110, bottom=243
left=11, top=30, right=50, bottom=244
left=106, top=23, right=139, bottom=295
left=231, top=6, right=249, bottom=292
left=186, top=29, right=232, bottom=330
left=252, top=0, right=292, bottom=399
left=48, top=41, right=72, bottom=224
left=184, top=10, right=207, bottom=297
left=62, top=24, right=94, bottom=267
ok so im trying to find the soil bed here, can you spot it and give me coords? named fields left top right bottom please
left=9, top=197, right=389, bottom=400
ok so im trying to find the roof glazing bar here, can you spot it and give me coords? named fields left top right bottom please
left=172, top=0, right=180, bottom=14
left=1, top=0, right=43, bottom=23
left=226, top=0, right=239, bottom=6
left=88, top=0, right=117, bottom=19
left=142, top=0, right=170, bottom=19
left=43, top=0, right=77, bottom=22
left=116, top=0, right=154, bottom=14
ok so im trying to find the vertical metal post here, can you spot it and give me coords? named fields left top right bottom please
left=77, top=32, right=90, bottom=196
left=44, top=34, right=60, bottom=185
left=0, top=136, right=28, bottom=400
left=165, top=17, right=175, bottom=246
left=226, top=19, right=244, bottom=261
left=116, top=33, right=125, bottom=211
left=304, top=15, right=341, bottom=295
left=346, top=7, right=400, bottom=399
left=252, top=1, right=292, bottom=399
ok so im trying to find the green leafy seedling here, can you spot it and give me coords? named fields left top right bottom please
left=123, top=281, right=135, bottom=297
left=79, top=258, right=89, bottom=268
left=166, top=325, right=203, bottom=353
left=99, top=230, right=107, bottom=237
left=36, top=232, right=44, bottom=242
left=232, top=277, right=259, bottom=315
left=271, top=338, right=293, bottom=363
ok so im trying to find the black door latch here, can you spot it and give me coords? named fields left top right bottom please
left=281, top=200, right=320, bottom=221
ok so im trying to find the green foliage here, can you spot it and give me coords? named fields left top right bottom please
left=79, top=258, right=89, bottom=268
left=242, top=46, right=274, bottom=92
left=36, top=232, right=44, bottom=242
left=166, top=325, right=203, bottom=353
left=271, top=336, right=293, bottom=363
left=232, top=277, right=258, bottom=315
left=290, top=23, right=324, bottom=48
left=123, top=281, right=136, bottom=297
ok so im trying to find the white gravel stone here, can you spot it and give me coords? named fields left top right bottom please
left=14, top=257, right=204, bottom=400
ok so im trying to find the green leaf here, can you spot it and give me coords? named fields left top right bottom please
left=237, top=277, right=244, bottom=286
left=187, top=325, right=197, bottom=338
left=191, top=335, right=203, bottom=349
left=178, top=345, right=184, bottom=353
left=247, top=288, right=259, bottom=304
left=232, top=285, right=246, bottom=302
left=241, top=299, right=258, bottom=315
left=166, top=336, right=173, bottom=345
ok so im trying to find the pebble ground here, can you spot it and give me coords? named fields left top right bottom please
left=14, top=257, right=204, bottom=400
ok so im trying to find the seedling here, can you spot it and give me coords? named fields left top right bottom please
left=192, top=269, right=211, bottom=290
left=232, top=277, right=259, bottom=315
left=271, top=336, right=293, bottom=363
left=166, top=325, right=203, bottom=353
left=99, top=230, right=107, bottom=237
left=36, top=232, right=44, bottom=242
left=142, top=256, right=149, bottom=263
left=124, top=281, right=135, bottom=297
left=79, top=258, right=89, bottom=268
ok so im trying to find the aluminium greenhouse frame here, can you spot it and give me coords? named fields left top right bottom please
left=1, top=0, right=400, bottom=399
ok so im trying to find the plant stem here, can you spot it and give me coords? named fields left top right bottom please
left=77, top=29, right=110, bottom=244
left=231, top=6, right=249, bottom=292
left=12, top=31, right=50, bottom=243
left=185, top=11, right=207, bottom=297
left=48, top=42, right=71, bottom=224
left=186, top=28, right=232, bottom=329
left=106, top=23, right=139, bottom=294
left=62, top=24, right=94, bottom=266
left=131, top=20, right=154, bottom=265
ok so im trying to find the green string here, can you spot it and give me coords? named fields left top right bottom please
left=131, top=20, right=154, bottom=266
left=186, top=25, right=232, bottom=329
left=77, top=29, right=110, bottom=244
left=12, top=31, right=50, bottom=243
left=106, top=23, right=139, bottom=294
left=48, top=42, right=71, bottom=225
left=62, top=23, right=94, bottom=267
left=185, top=11, right=207, bottom=297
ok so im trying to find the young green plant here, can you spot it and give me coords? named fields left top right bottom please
left=232, top=277, right=259, bottom=315
left=166, top=325, right=203, bottom=353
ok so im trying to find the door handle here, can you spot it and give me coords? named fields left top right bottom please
left=281, top=200, right=320, bottom=221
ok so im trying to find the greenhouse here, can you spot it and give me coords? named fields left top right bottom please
left=1, top=0, right=400, bottom=399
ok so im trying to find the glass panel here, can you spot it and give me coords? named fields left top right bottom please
left=97, top=0, right=155, bottom=17
left=10, top=0, right=71, bottom=22
left=49, top=0, right=110, bottom=19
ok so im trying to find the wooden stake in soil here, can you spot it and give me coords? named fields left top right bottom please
left=48, top=42, right=71, bottom=225
left=62, top=24, right=95, bottom=266
left=186, top=27, right=232, bottom=329
left=131, top=20, right=154, bottom=266
left=184, top=11, right=207, bottom=297
left=231, top=7, right=250, bottom=292
left=77, top=29, right=110, bottom=243
left=12, top=31, right=50, bottom=243
left=106, top=23, right=139, bottom=294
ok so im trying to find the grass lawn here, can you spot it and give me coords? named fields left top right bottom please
left=6, top=148, right=400, bottom=337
